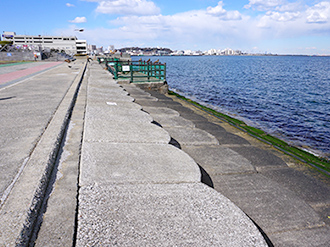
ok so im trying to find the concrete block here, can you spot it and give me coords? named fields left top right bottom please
left=261, top=168, right=330, bottom=205
left=134, top=99, right=182, bottom=108
left=212, top=173, right=325, bottom=233
left=126, top=90, right=151, bottom=96
left=142, top=107, right=180, bottom=117
left=85, top=105, right=153, bottom=123
left=269, top=226, right=330, bottom=247
left=84, top=120, right=171, bottom=144
left=195, top=122, right=251, bottom=145
left=87, top=93, right=135, bottom=102
left=131, top=95, right=159, bottom=101
left=76, top=183, right=268, bottom=247
left=88, top=87, right=129, bottom=96
left=152, top=115, right=195, bottom=128
left=80, top=143, right=201, bottom=186
left=182, top=145, right=256, bottom=175
left=165, top=127, right=219, bottom=145
left=231, top=146, right=287, bottom=168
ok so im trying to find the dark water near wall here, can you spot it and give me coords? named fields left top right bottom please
left=133, top=56, right=330, bottom=158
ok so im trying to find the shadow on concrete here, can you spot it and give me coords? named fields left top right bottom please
left=169, top=137, right=181, bottom=149
left=151, top=120, right=162, bottom=128
left=246, top=215, right=274, bottom=247
left=0, top=96, right=16, bottom=101
left=198, top=165, right=214, bottom=188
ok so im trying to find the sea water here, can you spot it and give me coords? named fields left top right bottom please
left=133, top=55, right=330, bottom=158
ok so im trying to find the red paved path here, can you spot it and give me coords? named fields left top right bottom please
left=0, top=62, right=63, bottom=84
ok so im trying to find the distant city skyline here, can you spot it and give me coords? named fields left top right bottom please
left=1, top=0, right=330, bottom=55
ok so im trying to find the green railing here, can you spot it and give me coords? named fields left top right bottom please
left=98, top=58, right=166, bottom=83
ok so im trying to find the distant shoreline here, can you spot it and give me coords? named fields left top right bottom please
left=132, top=54, right=330, bottom=57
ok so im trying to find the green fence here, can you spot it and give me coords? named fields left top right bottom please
left=98, top=58, right=166, bottom=83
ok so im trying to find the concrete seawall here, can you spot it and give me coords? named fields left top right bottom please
left=0, top=60, right=329, bottom=246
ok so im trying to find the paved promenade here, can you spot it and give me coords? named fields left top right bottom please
left=0, top=62, right=63, bottom=87
left=0, top=60, right=329, bottom=246
left=0, top=60, right=86, bottom=245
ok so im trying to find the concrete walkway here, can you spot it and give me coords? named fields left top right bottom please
left=0, top=60, right=87, bottom=245
left=0, top=62, right=63, bottom=86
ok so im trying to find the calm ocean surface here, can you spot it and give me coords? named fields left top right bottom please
left=133, top=56, right=330, bottom=158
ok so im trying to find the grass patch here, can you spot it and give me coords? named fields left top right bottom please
left=169, top=90, right=330, bottom=175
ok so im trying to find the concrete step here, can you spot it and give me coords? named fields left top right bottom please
left=75, top=63, right=268, bottom=246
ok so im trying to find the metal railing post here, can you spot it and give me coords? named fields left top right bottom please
left=130, top=61, right=133, bottom=83
left=114, top=61, right=118, bottom=80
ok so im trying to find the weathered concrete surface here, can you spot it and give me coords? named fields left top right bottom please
left=0, top=51, right=40, bottom=62
left=86, top=104, right=153, bottom=122
left=34, top=61, right=89, bottom=246
left=212, top=173, right=324, bottom=233
left=165, top=127, right=219, bottom=145
left=136, top=89, right=330, bottom=247
left=153, top=115, right=195, bottom=128
left=80, top=142, right=201, bottom=185
left=269, top=226, right=330, bottom=246
left=77, top=183, right=267, bottom=247
left=0, top=60, right=87, bottom=245
left=0, top=62, right=78, bottom=201
left=142, top=106, right=180, bottom=117
left=84, top=119, right=171, bottom=143
left=182, top=145, right=256, bottom=175
left=76, top=63, right=267, bottom=246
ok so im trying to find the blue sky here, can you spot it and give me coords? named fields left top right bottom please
left=1, top=0, right=330, bottom=54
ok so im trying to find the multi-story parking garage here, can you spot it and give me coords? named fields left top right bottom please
left=1, top=31, right=87, bottom=55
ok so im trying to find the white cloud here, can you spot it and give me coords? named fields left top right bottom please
left=306, top=1, right=330, bottom=23
left=69, top=17, right=87, bottom=23
left=244, top=0, right=284, bottom=11
left=93, top=0, right=160, bottom=16
left=275, top=1, right=303, bottom=12
left=266, top=11, right=300, bottom=22
left=206, top=1, right=241, bottom=20
left=207, top=1, right=226, bottom=16
left=66, top=3, right=75, bottom=7
left=58, top=1, right=330, bottom=54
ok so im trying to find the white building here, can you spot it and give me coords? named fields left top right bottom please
left=184, top=50, right=193, bottom=55
left=206, top=49, right=217, bottom=55
left=2, top=31, right=86, bottom=55
left=76, top=40, right=87, bottom=55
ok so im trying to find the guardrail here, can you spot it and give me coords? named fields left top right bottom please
left=98, top=57, right=166, bottom=83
